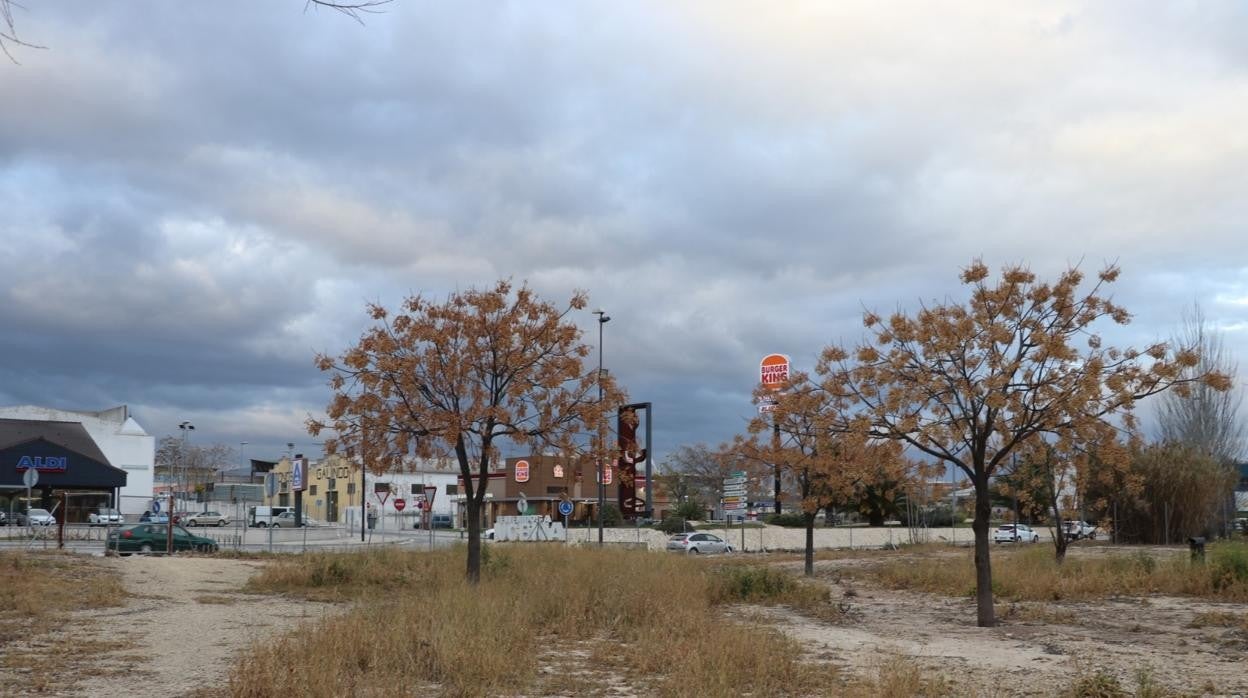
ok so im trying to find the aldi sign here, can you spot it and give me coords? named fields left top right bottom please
left=16, top=455, right=68, bottom=472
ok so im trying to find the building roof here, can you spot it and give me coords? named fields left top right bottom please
left=0, top=418, right=127, bottom=488
left=0, top=418, right=112, bottom=463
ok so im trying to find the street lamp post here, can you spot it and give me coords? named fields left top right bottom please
left=241, top=441, right=250, bottom=481
left=178, top=421, right=194, bottom=511
left=594, top=309, right=610, bottom=546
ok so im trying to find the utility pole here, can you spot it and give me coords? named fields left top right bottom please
left=594, top=309, right=610, bottom=546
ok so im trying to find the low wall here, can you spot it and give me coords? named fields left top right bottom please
left=562, top=523, right=1055, bottom=552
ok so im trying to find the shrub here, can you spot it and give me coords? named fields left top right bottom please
left=658, top=516, right=689, bottom=535
left=713, top=565, right=798, bottom=601
left=600, top=503, right=623, bottom=527
left=766, top=512, right=808, bottom=527
left=1210, top=543, right=1248, bottom=591
left=673, top=499, right=706, bottom=521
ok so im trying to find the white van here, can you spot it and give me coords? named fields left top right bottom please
left=249, top=506, right=293, bottom=527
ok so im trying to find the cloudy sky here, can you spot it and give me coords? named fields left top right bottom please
left=3, top=1, right=1247, bottom=466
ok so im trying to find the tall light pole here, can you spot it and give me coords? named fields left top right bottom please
left=178, top=421, right=194, bottom=511
left=594, top=309, right=610, bottom=546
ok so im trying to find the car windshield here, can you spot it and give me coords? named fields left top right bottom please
left=30, top=509, right=50, bottom=516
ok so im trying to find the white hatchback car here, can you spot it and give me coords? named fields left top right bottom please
left=666, top=532, right=733, bottom=554
left=993, top=523, right=1040, bottom=543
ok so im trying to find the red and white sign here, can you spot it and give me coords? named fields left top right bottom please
left=760, top=354, right=790, bottom=391
left=393, top=498, right=406, bottom=512
left=598, top=464, right=613, bottom=485
left=515, top=459, right=530, bottom=483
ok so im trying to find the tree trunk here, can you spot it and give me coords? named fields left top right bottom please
left=972, top=473, right=995, bottom=627
left=465, top=497, right=482, bottom=584
left=804, top=511, right=815, bottom=577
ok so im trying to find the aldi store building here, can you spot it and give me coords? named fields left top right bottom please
left=0, top=406, right=154, bottom=522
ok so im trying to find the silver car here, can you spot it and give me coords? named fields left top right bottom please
left=666, top=532, right=732, bottom=554
left=18, top=508, right=56, bottom=526
left=184, top=511, right=230, bottom=527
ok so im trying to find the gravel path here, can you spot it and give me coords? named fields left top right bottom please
left=20, top=555, right=339, bottom=697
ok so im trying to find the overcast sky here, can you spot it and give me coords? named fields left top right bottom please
left=3, top=2, right=1247, bottom=466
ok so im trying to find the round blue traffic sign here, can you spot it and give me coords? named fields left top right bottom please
left=558, top=500, right=574, bottom=517
left=151, top=500, right=162, bottom=513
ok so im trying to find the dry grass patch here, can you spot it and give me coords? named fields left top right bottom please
left=0, top=552, right=127, bottom=623
left=2, top=633, right=137, bottom=694
left=229, top=546, right=850, bottom=697
left=194, top=594, right=242, bottom=605
left=861, top=542, right=1248, bottom=602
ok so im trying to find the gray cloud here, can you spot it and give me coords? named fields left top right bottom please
left=2, top=1, right=1247, bottom=460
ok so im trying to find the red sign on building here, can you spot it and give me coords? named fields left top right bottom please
left=515, top=459, right=530, bottom=483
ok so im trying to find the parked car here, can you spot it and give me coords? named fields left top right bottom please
left=248, top=506, right=294, bottom=527
left=431, top=513, right=453, bottom=529
left=139, top=511, right=170, bottom=524
left=106, top=523, right=218, bottom=555
left=88, top=508, right=125, bottom=525
left=1062, top=521, right=1097, bottom=541
left=484, top=528, right=495, bottom=540
left=271, top=511, right=320, bottom=528
left=993, top=523, right=1040, bottom=543
left=666, top=532, right=732, bottom=554
left=17, top=508, right=56, bottom=526
left=184, top=511, right=230, bottom=527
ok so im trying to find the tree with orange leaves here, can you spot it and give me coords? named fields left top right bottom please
left=817, top=260, right=1230, bottom=627
left=309, top=281, right=622, bottom=583
left=741, top=371, right=905, bottom=576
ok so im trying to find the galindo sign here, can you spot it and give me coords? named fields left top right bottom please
left=759, top=354, right=790, bottom=391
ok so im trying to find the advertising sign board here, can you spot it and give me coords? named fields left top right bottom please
left=759, top=354, right=790, bottom=391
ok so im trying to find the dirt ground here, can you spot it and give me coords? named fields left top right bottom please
left=0, top=555, right=339, bottom=698
left=744, top=551, right=1248, bottom=696
left=2, top=548, right=1244, bottom=697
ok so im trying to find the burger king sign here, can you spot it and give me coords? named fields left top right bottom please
left=760, top=354, right=790, bottom=391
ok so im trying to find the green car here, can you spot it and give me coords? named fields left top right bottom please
left=107, top=523, right=219, bottom=555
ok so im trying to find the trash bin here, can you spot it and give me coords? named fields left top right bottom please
left=1188, top=536, right=1206, bottom=563
left=367, top=513, right=378, bottom=531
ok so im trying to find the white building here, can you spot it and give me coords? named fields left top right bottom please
left=0, top=405, right=155, bottom=517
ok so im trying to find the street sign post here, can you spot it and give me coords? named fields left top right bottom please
left=557, top=500, right=574, bottom=517
left=517, top=493, right=529, bottom=515
left=264, top=473, right=278, bottom=498
left=394, top=498, right=406, bottom=512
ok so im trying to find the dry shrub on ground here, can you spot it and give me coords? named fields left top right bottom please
left=230, top=546, right=845, bottom=697
left=864, top=542, right=1248, bottom=602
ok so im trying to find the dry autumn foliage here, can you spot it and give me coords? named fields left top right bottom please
left=739, top=370, right=907, bottom=576
left=309, top=280, right=623, bottom=583
left=816, top=260, right=1231, bottom=627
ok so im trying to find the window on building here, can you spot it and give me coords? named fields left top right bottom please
left=310, top=485, right=318, bottom=496
left=278, top=494, right=289, bottom=507
left=412, top=484, right=420, bottom=494
left=328, top=478, right=336, bottom=491
left=347, top=482, right=356, bottom=495
left=446, top=484, right=458, bottom=495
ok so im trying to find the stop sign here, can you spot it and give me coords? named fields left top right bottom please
left=393, top=498, right=406, bottom=512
